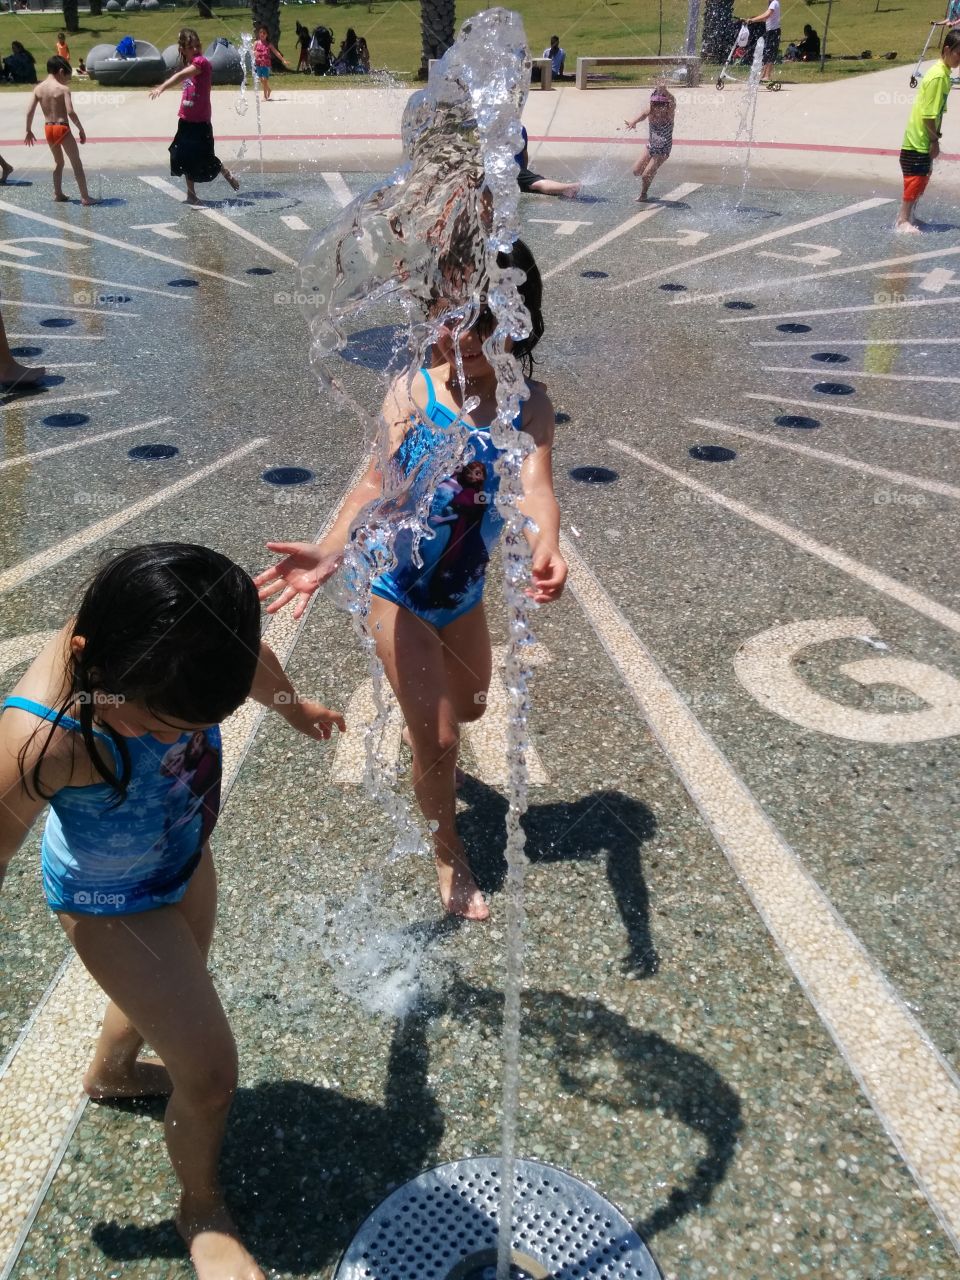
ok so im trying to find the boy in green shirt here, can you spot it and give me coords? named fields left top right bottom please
left=897, top=29, right=960, bottom=232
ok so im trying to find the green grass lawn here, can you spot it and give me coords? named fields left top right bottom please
left=0, top=0, right=944, bottom=90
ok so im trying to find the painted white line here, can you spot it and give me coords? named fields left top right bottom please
left=763, top=364, right=960, bottom=386
left=321, top=171, right=353, bottom=207
left=0, top=198, right=250, bottom=287
left=691, top=417, right=960, bottom=501
left=746, top=392, right=960, bottom=434
left=138, top=175, right=189, bottom=202
left=0, top=438, right=267, bottom=595
left=673, top=243, right=960, bottom=306
left=611, top=197, right=893, bottom=289
left=36, top=363, right=95, bottom=370
left=0, top=418, right=170, bottom=473
left=6, top=334, right=105, bottom=342
left=192, top=208, right=297, bottom=267
left=0, top=468, right=358, bottom=1276
left=720, top=295, right=960, bottom=324
left=0, top=299, right=134, bottom=319
left=541, top=183, right=701, bottom=282
left=607, top=439, right=960, bottom=636
left=281, top=214, right=311, bottom=231
left=0, top=389, right=119, bottom=416
left=561, top=532, right=960, bottom=1254
left=0, top=260, right=187, bottom=301
left=752, top=338, right=960, bottom=347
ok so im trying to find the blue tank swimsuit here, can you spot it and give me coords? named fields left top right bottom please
left=371, top=367, right=521, bottom=629
left=1, top=696, right=221, bottom=916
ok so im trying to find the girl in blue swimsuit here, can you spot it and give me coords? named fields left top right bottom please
left=258, top=241, right=568, bottom=922
left=0, top=543, right=343, bottom=1280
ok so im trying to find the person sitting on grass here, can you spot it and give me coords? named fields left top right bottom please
left=514, top=125, right=580, bottom=199
left=542, top=35, right=573, bottom=81
left=4, top=41, right=37, bottom=84
left=896, top=29, right=960, bottom=232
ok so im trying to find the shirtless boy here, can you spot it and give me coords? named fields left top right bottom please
left=25, top=56, right=95, bottom=206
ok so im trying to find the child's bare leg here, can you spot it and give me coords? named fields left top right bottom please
left=59, top=133, right=93, bottom=204
left=184, top=177, right=201, bottom=205
left=639, top=154, right=666, bottom=200
left=370, top=595, right=489, bottom=921
left=60, top=857, right=264, bottom=1280
left=529, top=176, right=581, bottom=199
left=47, top=140, right=67, bottom=200
left=895, top=197, right=921, bottom=231
left=220, top=163, right=240, bottom=193
left=631, top=146, right=652, bottom=179
left=0, top=303, right=45, bottom=384
left=0, top=155, right=12, bottom=184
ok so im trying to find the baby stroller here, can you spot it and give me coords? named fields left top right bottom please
left=307, top=25, right=333, bottom=76
left=716, top=18, right=782, bottom=88
left=909, top=20, right=939, bottom=87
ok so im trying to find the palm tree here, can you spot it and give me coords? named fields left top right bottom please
left=63, top=0, right=79, bottom=35
left=251, top=0, right=281, bottom=48
left=419, top=0, right=455, bottom=77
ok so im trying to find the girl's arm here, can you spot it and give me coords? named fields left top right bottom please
left=150, top=64, right=195, bottom=99
left=517, top=384, right=567, bottom=604
left=625, top=107, right=650, bottom=129
left=270, top=43, right=290, bottom=66
left=248, top=641, right=346, bottom=739
left=0, top=706, right=73, bottom=894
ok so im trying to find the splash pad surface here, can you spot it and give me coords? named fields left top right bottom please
left=0, top=163, right=959, bottom=1279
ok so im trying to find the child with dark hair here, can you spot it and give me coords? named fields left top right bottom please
left=257, top=241, right=567, bottom=922
left=514, top=124, right=580, bottom=198
left=0, top=543, right=344, bottom=1280
left=253, top=23, right=290, bottom=101
left=897, top=28, right=960, bottom=232
left=24, top=56, right=94, bottom=205
left=150, top=28, right=240, bottom=205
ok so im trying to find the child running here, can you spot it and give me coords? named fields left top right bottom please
left=254, top=24, right=290, bottom=101
left=24, top=57, right=94, bottom=206
left=625, top=84, right=676, bottom=201
left=896, top=29, right=960, bottom=232
left=150, top=29, right=240, bottom=205
left=256, top=241, right=567, bottom=922
left=0, top=543, right=344, bottom=1280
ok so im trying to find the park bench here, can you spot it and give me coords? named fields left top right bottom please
left=575, top=55, right=701, bottom=89
left=429, top=55, right=552, bottom=89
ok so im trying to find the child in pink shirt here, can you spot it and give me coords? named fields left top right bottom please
left=253, top=25, right=289, bottom=101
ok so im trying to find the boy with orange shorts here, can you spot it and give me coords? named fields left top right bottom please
left=25, top=56, right=94, bottom=206
left=896, top=30, right=960, bottom=232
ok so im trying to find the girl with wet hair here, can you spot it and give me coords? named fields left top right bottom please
left=150, top=28, right=240, bottom=205
left=258, top=239, right=566, bottom=922
left=0, top=543, right=344, bottom=1280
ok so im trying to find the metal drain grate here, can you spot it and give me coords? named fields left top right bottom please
left=334, top=1157, right=662, bottom=1280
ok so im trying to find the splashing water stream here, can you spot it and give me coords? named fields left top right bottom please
left=734, top=35, right=765, bottom=206
left=298, top=12, right=535, bottom=1275
left=236, top=32, right=265, bottom=178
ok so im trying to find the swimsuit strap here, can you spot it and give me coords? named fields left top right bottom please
left=419, top=366, right=524, bottom=431
left=2, top=695, right=114, bottom=744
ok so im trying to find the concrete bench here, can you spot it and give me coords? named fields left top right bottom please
left=575, top=55, right=701, bottom=89
left=429, top=56, right=552, bottom=90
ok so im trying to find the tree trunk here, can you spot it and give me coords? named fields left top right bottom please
left=63, top=0, right=79, bottom=35
left=89, top=0, right=102, bottom=15
left=419, top=0, right=455, bottom=78
left=251, top=0, right=281, bottom=49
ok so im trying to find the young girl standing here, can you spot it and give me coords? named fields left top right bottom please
left=150, top=29, right=240, bottom=205
left=256, top=241, right=566, bottom=922
left=625, top=84, right=676, bottom=201
left=253, top=24, right=290, bottom=102
left=0, top=543, right=344, bottom=1280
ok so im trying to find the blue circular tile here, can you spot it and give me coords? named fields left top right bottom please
left=555, top=412, right=572, bottom=424
left=814, top=382, right=855, bottom=396
left=9, top=346, right=42, bottom=358
left=40, top=317, right=76, bottom=328
left=168, top=278, right=199, bottom=288
left=246, top=267, right=275, bottom=276
left=43, top=412, right=89, bottom=429
left=775, top=414, right=820, bottom=430
left=262, top=466, right=314, bottom=486
left=811, top=351, right=850, bottom=363
left=723, top=300, right=755, bottom=311
left=659, top=282, right=687, bottom=292
left=128, top=444, right=179, bottom=461
left=690, top=444, right=736, bottom=462
left=569, top=466, right=618, bottom=484
left=244, top=190, right=284, bottom=200
left=580, top=270, right=608, bottom=279
left=776, top=323, right=811, bottom=333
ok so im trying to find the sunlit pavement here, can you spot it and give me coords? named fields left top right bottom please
left=0, top=159, right=959, bottom=1279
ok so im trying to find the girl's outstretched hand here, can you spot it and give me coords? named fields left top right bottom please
left=283, top=697, right=346, bottom=742
left=255, top=542, right=342, bottom=618
left=527, top=547, right=567, bottom=603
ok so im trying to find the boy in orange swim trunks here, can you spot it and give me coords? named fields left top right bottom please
left=25, top=56, right=94, bottom=206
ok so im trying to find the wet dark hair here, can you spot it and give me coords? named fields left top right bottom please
left=47, top=55, right=71, bottom=76
left=945, top=29, right=960, bottom=53
left=500, top=238, right=544, bottom=376
left=23, top=543, right=261, bottom=804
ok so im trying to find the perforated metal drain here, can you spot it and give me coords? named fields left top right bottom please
left=334, top=1157, right=662, bottom=1280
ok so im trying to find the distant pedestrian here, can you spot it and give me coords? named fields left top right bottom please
left=542, top=35, right=572, bottom=81
left=625, top=85, right=675, bottom=201
left=253, top=24, right=289, bottom=101
left=295, top=22, right=311, bottom=73
left=746, top=0, right=780, bottom=82
left=150, top=28, right=240, bottom=206
left=24, top=57, right=95, bottom=206
left=896, top=29, right=960, bottom=232
left=56, top=32, right=70, bottom=64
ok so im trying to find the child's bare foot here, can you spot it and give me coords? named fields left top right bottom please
left=0, top=359, right=45, bottom=388
left=177, top=1201, right=264, bottom=1280
left=562, top=182, right=581, bottom=199
left=80, top=197, right=97, bottom=207
left=894, top=220, right=921, bottom=234
left=0, top=160, right=12, bottom=184
left=185, top=193, right=203, bottom=206
left=437, top=854, right=489, bottom=921
left=225, top=172, right=240, bottom=192
left=83, top=1058, right=173, bottom=1100
left=53, top=193, right=69, bottom=202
